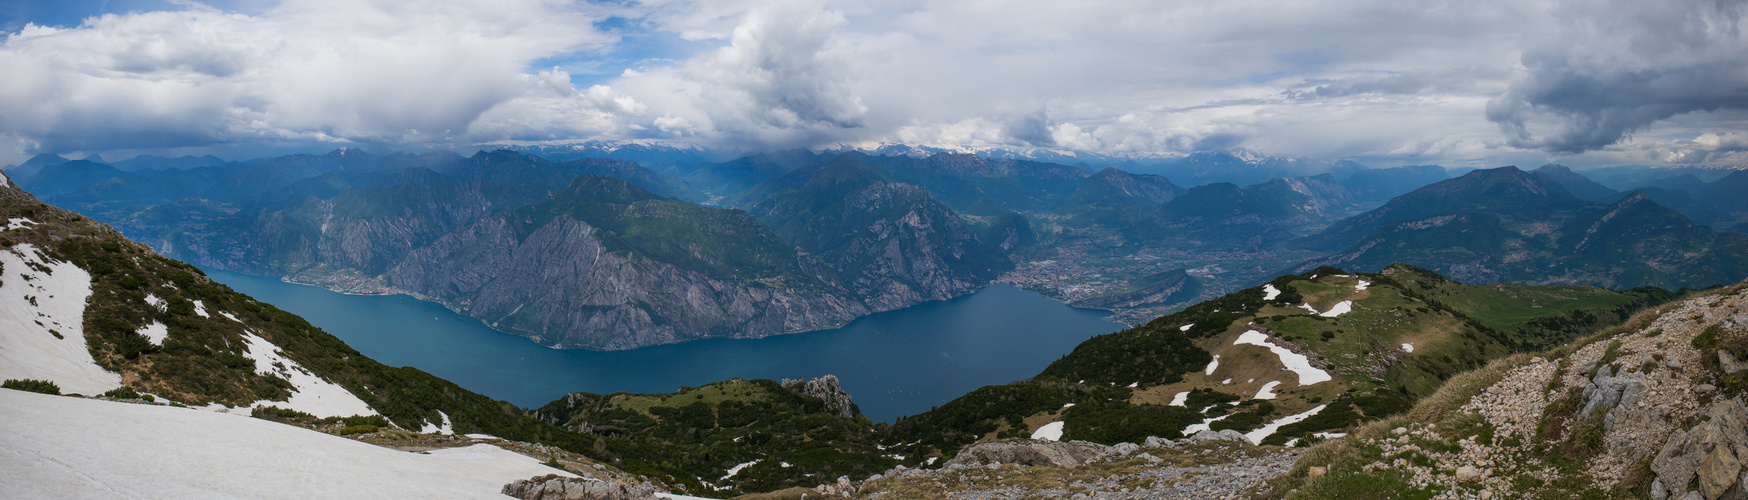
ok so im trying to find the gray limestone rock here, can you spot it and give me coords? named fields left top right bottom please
left=1699, top=446, right=1742, bottom=500
left=1721, top=350, right=1747, bottom=375
left=1106, top=442, right=1140, bottom=457
left=1143, top=436, right=1176, bottom=448
left=1188, top=429, right=1249, bottom=443
left=943, top=440, right=1111, bottom=468
left=501, top=475, right=660, bottom=500
left=780, top=375, right=858, bottom=419
left=1656, top=400, right=1748, bottom=500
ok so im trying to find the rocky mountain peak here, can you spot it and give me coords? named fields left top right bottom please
left=782, top=374, right=858, bottom=419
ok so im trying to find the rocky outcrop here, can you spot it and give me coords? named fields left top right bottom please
left=1580, top=364, right=1645, bottom=423
left=812, top=476, right=857, bottom=497
left=858, top=436, right=1300, bottom=499
left=781, top=375, right=858, bottom=419
left=501, top=475, right=659, bottom=500
left=1652, top=400, right=1748, bottom=500
left=941, top=440, right=1111, bottom=468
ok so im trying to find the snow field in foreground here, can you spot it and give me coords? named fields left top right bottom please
left=1233, top=330, right=1332, bottom=385
left=0, top=390, right=573, bottom=499
left=0, top=244, right=120, bottom=395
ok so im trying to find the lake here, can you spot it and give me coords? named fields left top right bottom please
left=204, top=269, right=1126, bottom=422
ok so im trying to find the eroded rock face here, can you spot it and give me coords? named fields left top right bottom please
left=1655, top=400, right=1748, bottom=500
left=1187, top=429, right=1250, bottom=443
left=388, top=214, right=869, bottom=350
left=942, top=440, right=1111, bottom=469
left=501, top=475, right=659, bottom=500
left=1581, top=364, right=1645, bottom=422
left=781, top=374, right=858, bottom=419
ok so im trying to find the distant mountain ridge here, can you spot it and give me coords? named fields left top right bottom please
left=1296, top=166, right=1748, bottom=289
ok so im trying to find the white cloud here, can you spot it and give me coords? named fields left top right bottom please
left=0, top=0, right=611, bottom=155
left=1, top=0, right=1744, bottom=167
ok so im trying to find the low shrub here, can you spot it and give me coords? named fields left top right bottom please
left=102, top=386, right=141, bottom=400
left=338, top=424, right=379, bottom=435
left=3, top=379, right=61, bottom=395
left=253, top=405, right=316, bottom=421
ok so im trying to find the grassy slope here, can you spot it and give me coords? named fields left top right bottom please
left=1266, top=281, right=1739, bottom=500
left=878, top=264, right=1676, bottom=466
left=533, top=379, right=895, bottom=496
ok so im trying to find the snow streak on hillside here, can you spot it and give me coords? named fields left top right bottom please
left=0, top=243, right=120, bottom=395
left=240, top=332, right=377, bottom=418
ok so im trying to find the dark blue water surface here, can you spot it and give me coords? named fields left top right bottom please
left=204, top=269, right=1124, bottom=422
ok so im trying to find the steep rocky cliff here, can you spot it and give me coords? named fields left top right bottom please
left=746, top=158, right=1014, bottom=312
left=385, top=175, right=869, bottom=350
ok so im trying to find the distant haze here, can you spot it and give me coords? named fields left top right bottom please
left=0, top=0, right=1744, bottom=169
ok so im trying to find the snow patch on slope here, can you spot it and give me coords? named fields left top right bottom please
left=1319, top=301, right=1353, bottom=317
left=136, top=321, right=168, bottom=346
left=144, top=294, right=166, bottom=312
left=1031, top=421, right=1065, bottom=441
left=1245, top=404, right=1328, bottom=444
left=721, top=459, right=761, bottom=480
left=1204, top=355, right=1220, bottom=375
left=1233, top=330, right=1331, bottom=385
left=1180, top=323, right=1193, bottom=331
left=1262, top=284, right=1280, bottom=300
left=1253, top=381, right=1281, bottom=399
left=1298, top=303, right=1319, bottom=314
left=240, top=332, right=376, bottom=418
left=191, top=300, right=210, bottom=318
left=0, top=390, right=572, bottom=498
left=3, top=218, right=36, bottom=231
left=1401, top=343, right=1414, bottom=353
left=421, top=411, right=455, bottom=435
left=1355, top=280, right=1370, bottom=291
left=1169, top=391, right=1189, bottom=407
left=0, top=244, right=120, bottom=395
left=1183, top=414, right=1230, bottom=435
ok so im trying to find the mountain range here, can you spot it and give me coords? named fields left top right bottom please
left=4, top=169, right=1713, bottom=497
left=9, top=146, right=1748, bottom=350
left=1297, top=166, right=1748, bottom=290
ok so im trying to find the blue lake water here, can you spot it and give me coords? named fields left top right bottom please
left=203, top=269, right=1126, bottom=422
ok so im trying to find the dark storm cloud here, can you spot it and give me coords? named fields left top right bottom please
left=1487, top=0, right=1748, bottom=154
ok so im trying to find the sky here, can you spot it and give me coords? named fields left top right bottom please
left=1, top=0, right=1745, bottom=168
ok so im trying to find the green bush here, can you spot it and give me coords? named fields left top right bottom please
left=3, top=379, right=62, bottom=395
left=338, top=424, right=379, bottom=435
left=1063, top=401, right=1201, bottom=444
left=102, top=386, right=142, bottom=400
left=253, top=405, right=316, bottom=421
